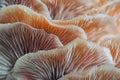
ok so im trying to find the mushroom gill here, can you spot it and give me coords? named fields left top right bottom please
left=0, top=22, right=63, bottom=80
left=54, top=14, right=117, bottom=42
left=58, top=65, right=120, bottom=80
left=7, top=38, right=114, bottom=80
left=85, top=0, right=120, bottom=17
left=98, top=35, right=120, bottom=68
left=0, top=0, right=120, bottom=80
left=5, top=0, right=51, bottom=19
left=0, top=5, right=87, bottom=45
left=84, top=0, right=120, bottom=32
left=40, top=0, right=100, bottom=20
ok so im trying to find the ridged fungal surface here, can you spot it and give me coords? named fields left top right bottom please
left=0, top=0, right=120, bottom=80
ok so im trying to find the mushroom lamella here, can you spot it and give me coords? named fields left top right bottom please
left=85, top=0, right=120, bottom=16
left=84, top=0, right=120, bottom=27
left=40, top=0, right=99, bottom=20
left=5, top=0, right=51, bottom=19
left=0, top=22, right=63, bottom=80
left=98, top=35, right=120, bottom=68
left=58, top=65, right=120, bottom=80
left=0, top=5, right=87, bottom=45
left=54, top=14, right=117, bottom=42
left=9, top=38, right=114, bottom=80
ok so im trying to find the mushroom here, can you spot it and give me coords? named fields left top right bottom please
left=59, top=65, right=120, bottom=80
left=98, top=35, right=120, bottom=68
left=0, top=22, right=63, bottom=80
left=0, top=5, right=87, bottom=45
left=54, top=14, right=117, bottom=42
left=0, top=0, right=120, bottom=80
left=7, top=38, right=114, bottom=80
left=5, top=0, right=51, bottom=19
left=40, top=0, right=100, bottom=20
left=84, top=0, right=120, bottom=32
